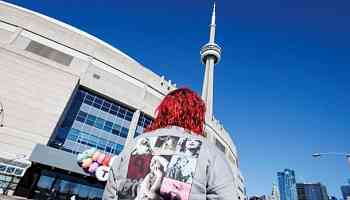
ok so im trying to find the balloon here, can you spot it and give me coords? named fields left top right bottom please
left=88, top=162, right=99, bottom=173
left=95, top=166, right=110, bottom=181
left=77, top=153, right=89, bottom=162
left=84, top=148, right=97, bottom=157
left=82, top=158, right=92, bottom=168
left=92, top=152, right=100, bottom=161
left=97, top=153, right=106, bottom=164
left=102, top=155, right=112, bottom=166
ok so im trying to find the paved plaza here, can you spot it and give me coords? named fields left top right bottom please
left=0, top=195, right=26, bottom=200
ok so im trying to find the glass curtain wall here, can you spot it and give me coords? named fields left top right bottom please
left=134, top=112, right=152, bottom=137
left=51, top=88, right=134, bottom=155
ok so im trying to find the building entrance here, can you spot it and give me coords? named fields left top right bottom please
left=34, top=170, right=104, bottom=200
left=15, top=164, right=105, bottom=200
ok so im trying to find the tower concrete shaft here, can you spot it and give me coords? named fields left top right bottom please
left=201, top=2, right=221, bottom=120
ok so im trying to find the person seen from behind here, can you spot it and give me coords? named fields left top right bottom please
left=103, top=88, right=236, bottom=200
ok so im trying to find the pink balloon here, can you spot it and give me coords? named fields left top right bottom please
left=88, top=162, right=99, bottom=173
left=97, top=153, right=106, bottom=164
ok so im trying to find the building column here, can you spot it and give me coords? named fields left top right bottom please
left=8, top=27, right=23, bottom=44
left=125, top=109, right=141, bottom=147
left=205, top=123, right=218, bottom=143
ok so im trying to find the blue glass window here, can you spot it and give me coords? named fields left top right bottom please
left=120, top=127, right=129, bottom=138
left=113, top=123, right=121, bottom=130
left=114, top=144, right=124, bottom=154
left=117, top=108, right=125, bottom=118
left=86, top=115, right=96, bottom=126
left=67, top=129, right=79, bottom=141
left=97, top=139, right=106, bottom=151
left=103, top=121, right=113, bottom=132
left=125, top=111, right=133, bottom=121
left=84, top=94, right=94, bottom=105
left=78, top=111, right=88, bottom=118
left=93, top=97, right=103, bottom=109
left=111, top=129, right=120, bottom=136
left=110, top=105, right=119, bottom=115
left=95, top=118, right=104, bottom=129
left=51, top=88, right=135, bottom=155
left=101, top=101, right=111, bottom=112
left=76, top=111, right=87, bottom=122
left=134, top=113, right=153, bottom=137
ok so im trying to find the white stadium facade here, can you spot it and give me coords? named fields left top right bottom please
left=0, top=1, right=246, bottom=199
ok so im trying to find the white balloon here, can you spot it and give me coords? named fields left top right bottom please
left=95, top=166, right=110, bottom=181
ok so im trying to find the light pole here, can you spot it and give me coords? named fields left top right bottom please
left=312, top=152, right=350, bottom=168
left=0, top=101, right=4, bottom=127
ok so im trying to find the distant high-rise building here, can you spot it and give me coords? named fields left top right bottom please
left=341, top=180, right=350, bottom=200
left=329, top=196, right=337, bottom=200
left=250, top=196, right=266, bottom=200
left=278, top=169, right=298, bottom=200
left=296, top=183, right=329, bottom=200
left=269, top=183, right=281, bottom=200
left=261, top=195, right=268, bottom=200
left=297, top=183, right=307, bottom=200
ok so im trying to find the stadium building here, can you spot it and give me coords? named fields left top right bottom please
left=0, top=1, right=246, bottom=199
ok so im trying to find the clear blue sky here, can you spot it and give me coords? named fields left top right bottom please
left=4, top=0, right=350, bottom=198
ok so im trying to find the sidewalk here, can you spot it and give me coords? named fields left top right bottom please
left=0, top=195, right=27, bottom=200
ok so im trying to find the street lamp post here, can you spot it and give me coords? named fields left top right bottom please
left=0, top=101, right=4, bottom=127
left=312, top=152, right=350, bottom=169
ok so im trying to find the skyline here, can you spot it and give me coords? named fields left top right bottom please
left=2, top=0, right=350, bottom=198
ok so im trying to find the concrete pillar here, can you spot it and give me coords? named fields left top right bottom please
left=202, top=56, right=215, bottom=120
left=204, top=124, right=215, bottom=143
left=9, top=27, right=23, bottom=44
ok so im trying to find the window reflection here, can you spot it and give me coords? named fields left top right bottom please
left=37, top=175, right=54, bottom=190
left=5, top=167, right=15, bottom=174
left=135, top=112, right=153, bottom=137
left=34, top=170, right=104, bottom=200
left=88, top=188, right=98, bottom=200
left=0, top=164, right=6, bottom=172
left=14, top=168, right=24, bottom=176
left=79, top=184, right=89, bottom=199
left=215, top=138, right=226, bottom=153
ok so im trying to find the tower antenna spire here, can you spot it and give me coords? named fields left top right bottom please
left=200, top=1, right=222, bottom=120
left=209, top=1, right=216, bottom=43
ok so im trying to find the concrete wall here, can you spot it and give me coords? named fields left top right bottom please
left=0, top=45, right=78, bottom=161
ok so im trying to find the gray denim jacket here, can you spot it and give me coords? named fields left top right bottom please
left=103, top=126, right=236, bottom=200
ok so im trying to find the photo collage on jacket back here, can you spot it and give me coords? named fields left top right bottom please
left=117, top=135, right=202, bottom=200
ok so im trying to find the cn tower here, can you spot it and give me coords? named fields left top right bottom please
left=201, top=2, right=222, bottom=120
